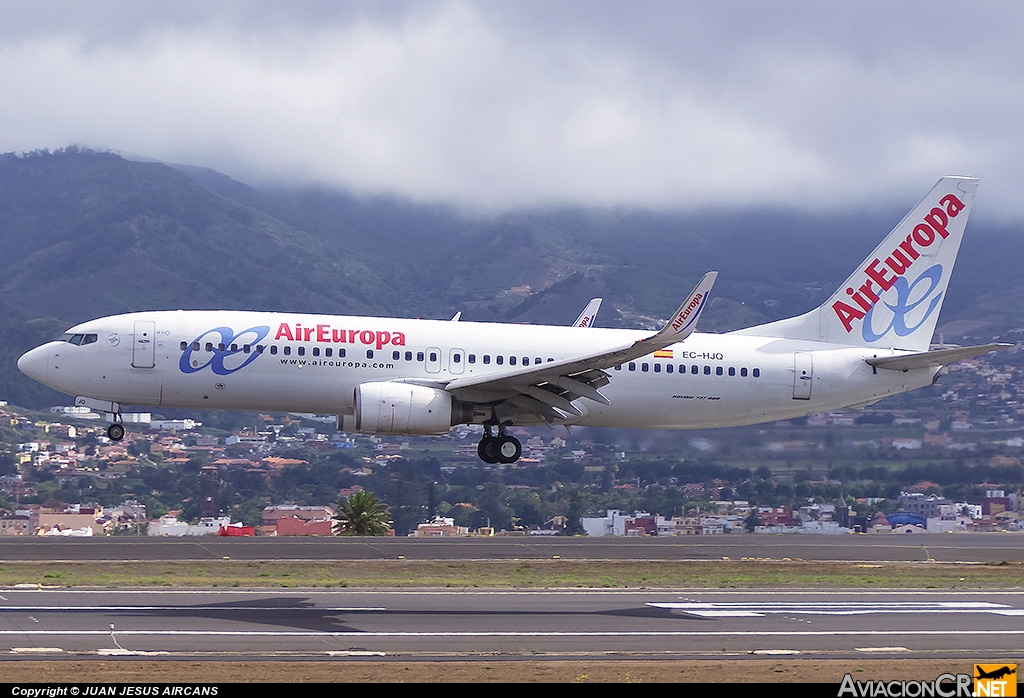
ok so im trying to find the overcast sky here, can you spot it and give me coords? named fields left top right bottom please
left=2, top=1, right=1023, bottom=217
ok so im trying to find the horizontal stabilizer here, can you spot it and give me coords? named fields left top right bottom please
left=866, top=343, right=1010, bottom=372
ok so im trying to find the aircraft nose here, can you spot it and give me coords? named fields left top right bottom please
left=17, top=345, right=49, bottom=384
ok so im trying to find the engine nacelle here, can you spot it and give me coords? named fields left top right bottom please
left=353, top=382, right=455, bottom=435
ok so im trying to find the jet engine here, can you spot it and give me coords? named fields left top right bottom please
left=352, top=382, right=462, bottom=435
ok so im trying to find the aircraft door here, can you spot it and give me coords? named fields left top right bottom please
left=793, top=352, right=813, bottom=400
left=132, top=321, right=156, bottom=369
left=425, top=347, right=441, bottom=374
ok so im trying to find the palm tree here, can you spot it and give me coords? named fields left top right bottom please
left=335, top=490, right=393, bottom=536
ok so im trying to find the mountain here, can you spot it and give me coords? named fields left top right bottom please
left=1, top=147, right=1021, bottom=407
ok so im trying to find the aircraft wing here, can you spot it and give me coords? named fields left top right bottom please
left=866, top=343, right=1010, bottom=372
left=441, top=272, right=717, bottom=420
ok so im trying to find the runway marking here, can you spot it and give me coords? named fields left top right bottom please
left=2, top=629, right=1024, bottom=638
left=647, top=601, right=1024, bottom=617
left=855, top=647, right=911, bottom=653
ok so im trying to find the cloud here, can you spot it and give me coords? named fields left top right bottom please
left=2, top=1, right=1024, bottom=216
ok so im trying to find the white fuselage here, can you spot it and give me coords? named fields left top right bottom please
left=18, top=309, right=938, bottom=430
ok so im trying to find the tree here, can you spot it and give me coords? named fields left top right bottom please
left=335, top=490, right=393, bottom=536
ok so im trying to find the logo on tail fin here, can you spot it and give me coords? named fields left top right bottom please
left=862, top=264, right=943, bottom=343
left=831, top=193, right=966, bottom=338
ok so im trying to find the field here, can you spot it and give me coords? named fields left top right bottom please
left=2, top=558, right=1023, bottom=589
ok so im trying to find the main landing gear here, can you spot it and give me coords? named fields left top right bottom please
left=477, top=423, right=522, bottom=464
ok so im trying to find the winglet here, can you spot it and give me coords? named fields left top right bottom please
left=573, top=298, right=603, bottom=328
left=651, top=271, right=718, bottom=343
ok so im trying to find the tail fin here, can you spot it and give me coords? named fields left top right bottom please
left=733, top=176, right=979, bottom=351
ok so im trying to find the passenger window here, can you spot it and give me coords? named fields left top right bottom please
left=628, top=362, right=636, bottom=371
left=468, top=354, right=476, bottom=364
left=716, top=366, right=723, bottom=376
left=615, top=365, right=622, bottom=371
left=691, top=365, right=698, bottom=375
left=393, top=351, right=401, bottom=360
left=666, top=364, right=673, bottom=374
left=257, top=345, right=265, bottom=354
left=230, top=344, right=238, bottom=353
left=192, top=342, right=200, bottom=352
left=740, top=367, right=747, bottom=377
left=298, top=347, right=305, bottom=356
left=728, top=367, right=735, bottom=376
left=243, top=345, right=251, bottom=354
left=483, top=355, right=491, bottom=365
left=270, top=346, right=278, bottom=355
left=641, top=363, right=649, bottom=372
left=284, top=346, right=291, bottom=356
left=753, top=368, right=761, bottom=378
left=417, top=352, right=424, bottom=361
left=428, top=351, right=437, bottom=362
left=496, top=356, right=504, bottom=365
left=405, top=351, right=413, bottom=361
left=509, top=356, right=517, bottom=366
left=367, top=350, right=375, bottom=359
left=654, top=363, right=661, bottom=373
left=453, top=353, right=461, bottom=363
left=180, top=341, right=187, bottom=351
left=206, top=342, right=214, bottom=352
left=312, top=347, right=320, bottom=357
left=704, top=366, right=711, bottom=375
left=218, top=343, right=226, bottom=352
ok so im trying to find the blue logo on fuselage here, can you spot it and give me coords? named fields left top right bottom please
left=862, top=264, right=944, bottom=343
left=179, top=326, right=270, bottom=375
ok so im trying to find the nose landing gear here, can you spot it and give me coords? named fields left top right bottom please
left=106, top=414, right=126, bottom=442
left=74, top=397, right=128, bottom=442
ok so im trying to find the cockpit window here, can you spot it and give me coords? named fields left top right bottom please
left=59, top=333, right=98, bottom=346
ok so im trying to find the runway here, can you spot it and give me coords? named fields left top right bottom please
left=3, top=535, right=1022, bottom=665
left=2, top=588, right=1023, bottom=660
left=2, top=533, right=1024, bottom=562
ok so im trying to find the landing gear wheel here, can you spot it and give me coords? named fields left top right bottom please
left=496, top=435, right=522, bottom=464
left=106, top=423, right=126, bottom=442
left=477, top=436, right=499, bottom=464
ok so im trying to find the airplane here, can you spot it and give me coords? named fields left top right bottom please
left=975, top=666, right=1016, bottom=681
left=18, top=176, right=1006, bottom=464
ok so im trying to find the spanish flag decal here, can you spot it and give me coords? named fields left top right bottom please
left=653, top=349, right=674, bottom=359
